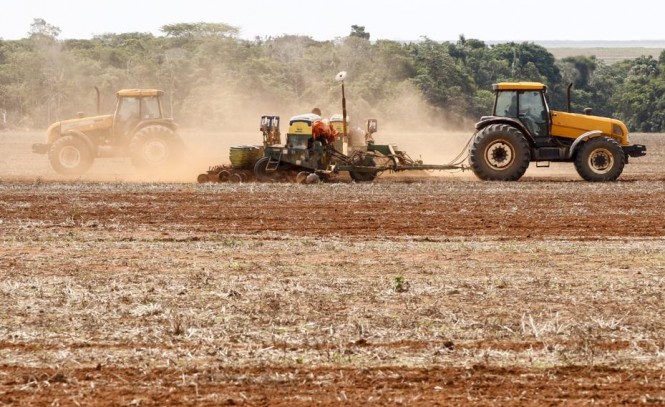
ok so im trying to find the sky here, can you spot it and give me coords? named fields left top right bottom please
left=2, top=0, right=664, bottom=43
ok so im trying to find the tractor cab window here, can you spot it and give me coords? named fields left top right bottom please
left=115, top=97, right=140, bottom=137
left=141, top=96, right=161, bottom=120
left=495, top=90, right=548, bottom=138
left=495, top=91, right=518, bottom=118
left=518, top=91, right=547, bottom=138
left=117, top=97, right=139, bottom=121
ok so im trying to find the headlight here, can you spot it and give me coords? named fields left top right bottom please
left=612, top=124, right=624, bottom=137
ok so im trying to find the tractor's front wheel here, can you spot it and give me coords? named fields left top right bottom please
left=48, top=135, right=94, bottom=176
left=574, top=136, right=625, bottom=182
left=469, top=124, right=531, bottom=181
left=129, top=125, right=184, bottom=170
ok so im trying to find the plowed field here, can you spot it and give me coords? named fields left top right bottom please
left=1, top=131, right=664, bottom=405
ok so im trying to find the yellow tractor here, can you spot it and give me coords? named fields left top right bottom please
left=32, top=89, right=183, bottom=175
left=469, top=82, right=646, bottom=181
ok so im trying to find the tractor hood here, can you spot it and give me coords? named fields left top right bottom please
left=550, top=110, right=630, bottom=145
left=46, top=114, right=114, bottom=143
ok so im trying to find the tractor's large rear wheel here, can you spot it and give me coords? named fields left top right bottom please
left=574, top=136, right=625, bottom=182
left=469, top=124, right=531, bottom=181
left=48, top=135, right=94, bottom=176
left=129, top=125, right=184, bottom=170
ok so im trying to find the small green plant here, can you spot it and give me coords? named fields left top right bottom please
left=394, top=275, right=409, bottom=293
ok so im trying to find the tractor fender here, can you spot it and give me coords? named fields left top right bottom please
left=45, top=121, right=62, bottom=145
left=61, top=130, right=97, bottom=155
left=130, top=118, right=178, bottom=136
left=474, top=117, right=536, bottom=146
left=567, top=130, right=603, bottom=159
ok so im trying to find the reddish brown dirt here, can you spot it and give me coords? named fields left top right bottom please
left=1, top=132, right=664, bottom=405
left=1, top=178, right=664, bottom=240
left=2, top=365, right=664, bottom=406
left=1, top=180, right=665, bottom=405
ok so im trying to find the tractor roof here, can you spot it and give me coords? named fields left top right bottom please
left=493, top=82, right=547, bottom=91
left=116, top=89, right=164, bottom=97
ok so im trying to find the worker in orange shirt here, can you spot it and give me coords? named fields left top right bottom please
left=310, top=107, right=339, bottom=144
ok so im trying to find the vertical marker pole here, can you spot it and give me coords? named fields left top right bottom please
left=336, top=71, right=349, bottom=141
left=342, top=81, right=348, bottom=141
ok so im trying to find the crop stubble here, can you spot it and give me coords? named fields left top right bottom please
left=0, top=133, right=664, bottom=405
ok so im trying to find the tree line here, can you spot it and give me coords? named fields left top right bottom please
left=1, top=19, right=665, bottom=132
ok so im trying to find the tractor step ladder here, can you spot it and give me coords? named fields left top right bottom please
left=265, top=153, right=281, bottom=171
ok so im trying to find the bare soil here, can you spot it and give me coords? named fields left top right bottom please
left=0, top=131, right=664, bottom=405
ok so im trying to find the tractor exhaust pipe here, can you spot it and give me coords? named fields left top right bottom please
left=567, top=83, right=573, bottom=113
left=94, top=86, right=101, bottom=115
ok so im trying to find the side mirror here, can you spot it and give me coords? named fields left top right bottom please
left=583, top=108, right=593, bottom=116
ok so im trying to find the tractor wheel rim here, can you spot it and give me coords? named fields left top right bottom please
left=59, top=146, right=81, bottom=168
left=485, top=140, right=514, bottom=169
left=143, top=139, right=168, bottom=164
left=588, top=148, right=613, bottom=174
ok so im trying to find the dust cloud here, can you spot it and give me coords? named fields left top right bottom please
left=0, top=78, right=478, bottom=183
left=363, top=83, right=474, bottom=170
left=170, top=80, right=478, bottom=183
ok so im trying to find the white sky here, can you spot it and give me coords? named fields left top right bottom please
left=1, top=0, right=664, bottom=42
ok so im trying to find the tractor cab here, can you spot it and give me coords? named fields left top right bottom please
left=113, top=89, right=166, bottom=140
left=493, top=82, right=550, bottom=141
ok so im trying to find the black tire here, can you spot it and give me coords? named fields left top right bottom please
left=254, top=156, right=275, bottom=182
left=129, top=125, right=184, bottom=170
left=349, top=154, right=378, bottom=182
left=48, top=135, right=94, bottom=175
left=218, top=170, right=231, bottom=182
left=574, top=136, right=625, bottom=182
left=469, top=124, right=531, bottom=181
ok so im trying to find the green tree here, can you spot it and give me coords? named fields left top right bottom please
left=560, top=55, right=597, bottom=89
left=349, top=25, right=370, bottom=40
left=161, top=22, right=239, bottom=39
left=450, top=36, right=510, bottom=91
left=29, top=18, right=61, bottom=40
left=408, top=38, right=475, bottom=124
left=490, top=42, right=561, bottom=86
left=615, top=56, right=664, bottom=131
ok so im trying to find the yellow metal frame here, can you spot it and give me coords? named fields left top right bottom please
left=116, top=89, right=163, bottom=97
